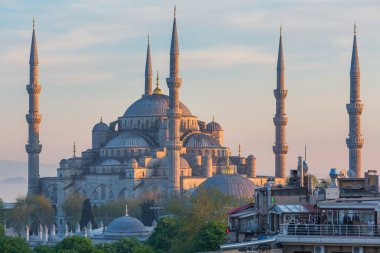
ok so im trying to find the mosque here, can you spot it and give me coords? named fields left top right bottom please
left=25, top=10, right=288, bottom=230
left=24, top=8, right=364, bottom=233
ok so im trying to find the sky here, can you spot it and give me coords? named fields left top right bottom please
left=1, top=0, right=380, bottom=183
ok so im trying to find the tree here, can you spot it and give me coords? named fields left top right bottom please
left=94, top=198, right=143, bottom=225
left=55, top=236, right=93, bottom=253
left=95, top=242, right=116, bottom=253
left=150, top=186, right=236, bottom=253
left=8, top=195, right=54, bottom=235
left=0, top=223, right=4, bottom=237
left=113, top=238, right=141, bottom=253
left=193, top=221, right=226, bottom=252
left=0, top=198, right=5, bottom=223
left=79, top=199, right=96, bottom=229
left=147, top=217, right=180, bottom=253
left=62, top=193, right=86, bottom=230
left=0, top=236, right=32, bottom=253
left=33, top=245, right=56, bottom=253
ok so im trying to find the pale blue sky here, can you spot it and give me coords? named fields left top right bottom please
left=1, top=0, right=380, bottom=180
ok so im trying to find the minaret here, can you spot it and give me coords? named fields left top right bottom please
left=346, top=23, right=364, bottom=178
left=26, top=18, right=42, bottom=195
left=166, top=6, right=182, bottom=195
left=145, top=34, right=153, bottom=96
left=273, top=26, right=288, bottom=178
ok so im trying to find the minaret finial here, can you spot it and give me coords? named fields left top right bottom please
left=33, top=17, right=35, bottom=29
left=153, top=71, right=163, bottom=94
left=148, top=33, right=150, bottom=44
left=212, top=116, right=215, bottom=122
left=238, top=144, right=241, bottom=157
left=280, top=24, right=282, bottom=36
left=73, top=142, right=76, bottom=158
left=354, top=21, right=357, bottom=35
left=100, top=116, right=103, bottom=122
left=174, top=5, right=176, bottom=18
left=304, top=145, right=307, bottom=161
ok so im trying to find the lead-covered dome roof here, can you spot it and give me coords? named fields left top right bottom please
left=105, top=215, right=149, bottom=236
left=184, top=133, right=221, bottom=148
left=123, top=94, right=193, bottom=117
left=197, top=174, right=256, bottom=199
left=206, top=121, right=223, bottom=131
left=93, top=120, right=109, bottom=131
left=105, top=133, right=150, bottom=148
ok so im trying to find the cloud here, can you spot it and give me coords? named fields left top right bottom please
left=182, top=46, right=274, bottom=68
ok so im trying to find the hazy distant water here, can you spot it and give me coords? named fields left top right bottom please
left=0, top=183, right=27, bottom=202
left=0, top=160, right=56, bottom=202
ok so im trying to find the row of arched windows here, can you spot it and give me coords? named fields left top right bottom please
left=100, top=148, right=149, bottom=157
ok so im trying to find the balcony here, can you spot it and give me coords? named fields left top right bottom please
left=277, top=224, right=380, bottom=245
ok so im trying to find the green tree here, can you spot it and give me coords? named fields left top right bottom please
left=147, top=217, right=180, bottom=253
left=193, top=221, right=226, bottom=252
left=79, top=199, right=97, bottom=229
left=94, top=198, right=143, bottom=225
left=0, top=236, right=32, bottom=253
left=55, top=236, right=93, bottom=253
left=113, top=238, right=140, bottom=253
left=34, top=245, right=56, bottom=253
left=0, top=197, right=5, bottom=223
left=95, top=242, right=116, bottom=253
left=151, top=186, right=236, bottom=253
left=62, top=193, right=86, bottom=230
left=0, top=223, right=4, bottom=237
left=9, top=195, right=54, bottom=235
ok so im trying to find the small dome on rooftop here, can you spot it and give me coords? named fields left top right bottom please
left=206, top=120, right=222, bottom=131
left=93, top=118, right=109, bottom=131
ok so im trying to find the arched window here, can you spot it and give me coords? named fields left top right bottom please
left=101, top=185, right=106, bottom=200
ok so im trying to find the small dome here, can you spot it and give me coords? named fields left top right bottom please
left=197, top=174, right=256, bottom=199
left=101, top=159, right=122, bottom=166
left=105, top=133, right=150, bottom=148
left=123, top=94, right=192, bottom=117
left=93, top=119, right=109, bottom=131
left=105, top=215, right=149, bottom=237
left=206, top=121, right=222, bottom=131
left=157, top=156, right=190, bottom=169
left=185, top=133, right=221, bottom=148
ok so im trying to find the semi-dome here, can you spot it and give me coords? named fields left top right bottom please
left=206, top=121, right=222, bottom=131
left=105, top=133, right=150, bottom=148
left=185, top=133, right=221, bottom=148
left=101, top=159, right=122, bottom=166
left=93, top=120, right=109, bottom=131
left=197, top=174, right=255, bottom=199
left=157, top=156, right=191, bottom=169
left=123, top=94, right=193, bottom=117
left=105, top=215, right=149, bottom=237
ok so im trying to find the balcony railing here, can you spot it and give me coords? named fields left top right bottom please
left=279, top=224, right=380, bottom=237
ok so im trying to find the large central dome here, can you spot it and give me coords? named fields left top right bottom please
left=123, top=94, right=193, bottom=117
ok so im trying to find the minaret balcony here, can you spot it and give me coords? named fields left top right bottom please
left=273, top=145, right=288, bottom=154
left=26, top=113, right=42, bottom=124
left=166, top=77, right=182, bottom=88
left=274, top=89, right=288, bottom=99
left=26, top=84, right=41, bottom=94
left=25, top=144, right=42, bottom=154
left=346, top=137, right=364, bottom=148
left=346, top=103, right=364, bottom=114
left=273, top=116, right=288, bottom=126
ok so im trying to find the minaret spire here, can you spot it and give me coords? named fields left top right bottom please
left=166, top=6, right=183, bottom=196
left=26, top=18, right=42, bottom=195
left=346, top=23, right=364, bottom=178
left=145, top=34, right=153, bottom=96
left=273, top=26, right=288, bottom=178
